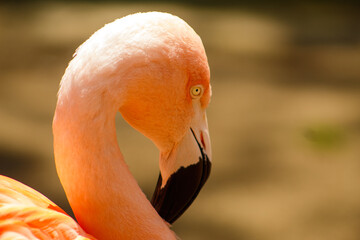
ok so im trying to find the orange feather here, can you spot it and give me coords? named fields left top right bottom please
left=0, top=176, right=93, bottom=239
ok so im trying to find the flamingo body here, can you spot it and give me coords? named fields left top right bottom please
left=0, top=176, right=91, bottom=239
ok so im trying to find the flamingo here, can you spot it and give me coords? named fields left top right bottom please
left=0, top=12, right=211, bottom=239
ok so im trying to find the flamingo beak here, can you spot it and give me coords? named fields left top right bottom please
left=151, top=110, right=211, bottom=224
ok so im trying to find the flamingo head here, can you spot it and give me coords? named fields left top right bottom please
left=116, top=13, right=212, bottom=224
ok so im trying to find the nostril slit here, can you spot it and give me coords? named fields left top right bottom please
left=200, top=131, right=206, bottom=150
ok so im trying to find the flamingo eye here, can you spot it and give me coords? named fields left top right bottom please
left=190, top=85, right=203, bottom=98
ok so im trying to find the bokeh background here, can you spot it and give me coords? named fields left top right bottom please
left=1, top=1, right=360, bottom=239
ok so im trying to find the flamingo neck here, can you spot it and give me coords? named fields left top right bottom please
left=53, top=96, right=176, bottom=240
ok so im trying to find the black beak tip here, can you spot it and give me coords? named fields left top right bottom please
left=151, top=151, right=211, bottom=224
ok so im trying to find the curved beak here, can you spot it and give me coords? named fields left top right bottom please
left=151, top=109, right=212, bottom=224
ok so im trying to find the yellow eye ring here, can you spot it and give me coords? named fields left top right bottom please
left=190, top=85, right=203, bottom=98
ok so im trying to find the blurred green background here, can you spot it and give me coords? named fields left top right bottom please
left=1, top=1, right=360, bottom=240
